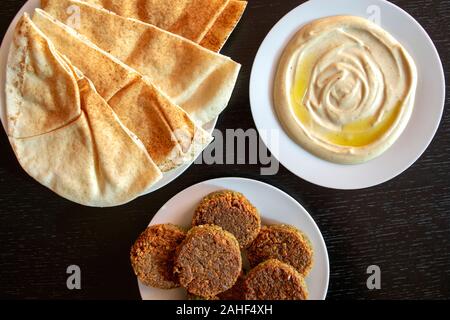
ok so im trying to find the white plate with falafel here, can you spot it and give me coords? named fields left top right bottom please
left=132, top=177, right=330, bottom=300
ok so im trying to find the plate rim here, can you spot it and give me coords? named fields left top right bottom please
left=138, top=176, right=330, bottom=300
left=249, top=0, right=446, bottom=190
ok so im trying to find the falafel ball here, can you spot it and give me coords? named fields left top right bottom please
left=244, top=259, right=309, bottom=300
left=130, top=224, right=186, bottom=289
left=247, top=225, right=313, bottom=277
left=174, top=225, right=242, bottom=298
left=192, top=190, right=261, bottom=248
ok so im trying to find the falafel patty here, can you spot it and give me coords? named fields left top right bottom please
left=174, top=225, right=242, bottom=298
left=247, top=225, right=313, bottom=277
left=187, top=270, right=246, bottom=300
left=130, top=224, right=186, bottom=289
left=192, top=190, right=261, bottom=248
left=244, top=259, right=309, bottom=300
left=217, top=270, right=246, bottom=300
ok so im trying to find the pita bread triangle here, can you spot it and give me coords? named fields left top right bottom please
left=200, top=1, right=247, bottom=52
left=7, top=15, right=163, bottom=207
left=32, top=8, right=212, bottom=172
left=41, top=0, right=241, bottom=125
left=71, top=0, right=229, bottom=43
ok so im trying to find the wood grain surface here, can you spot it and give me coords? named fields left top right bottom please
left=0, top=0, right=449, bottom=300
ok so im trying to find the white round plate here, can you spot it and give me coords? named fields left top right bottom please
left=138, top=177, right=330, bottom=300
left=0, top=0, right=217, bottom=195
left=250, top=0, right=445, bottom=190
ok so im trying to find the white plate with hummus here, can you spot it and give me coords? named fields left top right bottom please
left=138, top=177, right=330, bottom=300
left=250, top=0, right=445, bottom=189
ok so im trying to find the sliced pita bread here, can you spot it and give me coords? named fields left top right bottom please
left=41, top=0, right=241, bottom=125
left=8, top=15, right=162, bottom=207
left=68, top=0, right=229, bottom=43
left=32, top=9, right=212, bottom=172
left=200, top=1, right=247, bottom=52
left=5, top=13, right=81, bottom=138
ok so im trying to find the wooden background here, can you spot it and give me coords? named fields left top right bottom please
left=0, top=0, right=448, bottom=300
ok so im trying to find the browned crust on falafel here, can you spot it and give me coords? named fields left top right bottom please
left=217, top=270, right=246, bottom=300
left=244, top=259, right=309, bottom=300
left=192, top=190, right=261, bottom=248
left=130, top=224, right=186, bottom=289
left=174, top=225, right=242, bottom=298
left=187, top=270, right=245, bottom=300
left=247, top=225, right=314, bottom=277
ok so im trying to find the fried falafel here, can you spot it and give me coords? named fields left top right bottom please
left=192, top=190, right=261, bottom=248
left=130, top=224, right=186, bottom=289
left=187, top=270, right=245, bottom=300
left=174, top=225, right=242, bottom=298
left=247, top=224, right=313, bottom=277
left=244, top=259, right=309, bottom=300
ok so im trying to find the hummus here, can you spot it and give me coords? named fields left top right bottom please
left=274, top=16, right=417, bottom=164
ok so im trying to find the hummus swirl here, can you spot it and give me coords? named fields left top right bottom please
left=274, top=16, right=417, bottom=164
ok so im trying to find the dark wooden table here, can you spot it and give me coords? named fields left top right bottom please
left=0, top=0, right=449, bottom=300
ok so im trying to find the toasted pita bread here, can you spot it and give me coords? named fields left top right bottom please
left=67, top=0, right=229, bottom=43
left=200, top=1, right=247, bottom=52
left=41, top=0, right=241, bottom=125
left=8, top=15, right=162, bottom=207
left=32, top=9, right=212, bottom=172
left=5, top=13, right=81, bottom=138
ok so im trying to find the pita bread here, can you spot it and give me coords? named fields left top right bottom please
left=41, top=0, right=241, bottom=125
left=5, top=13, right=81, bottom=138
left=69, top=0, right=229, bottom=43
left=32, top=9, right=212, bottom=172
left=8, top=15, right=163, bottom=207
left=200, top=1, right=247, bottom=52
